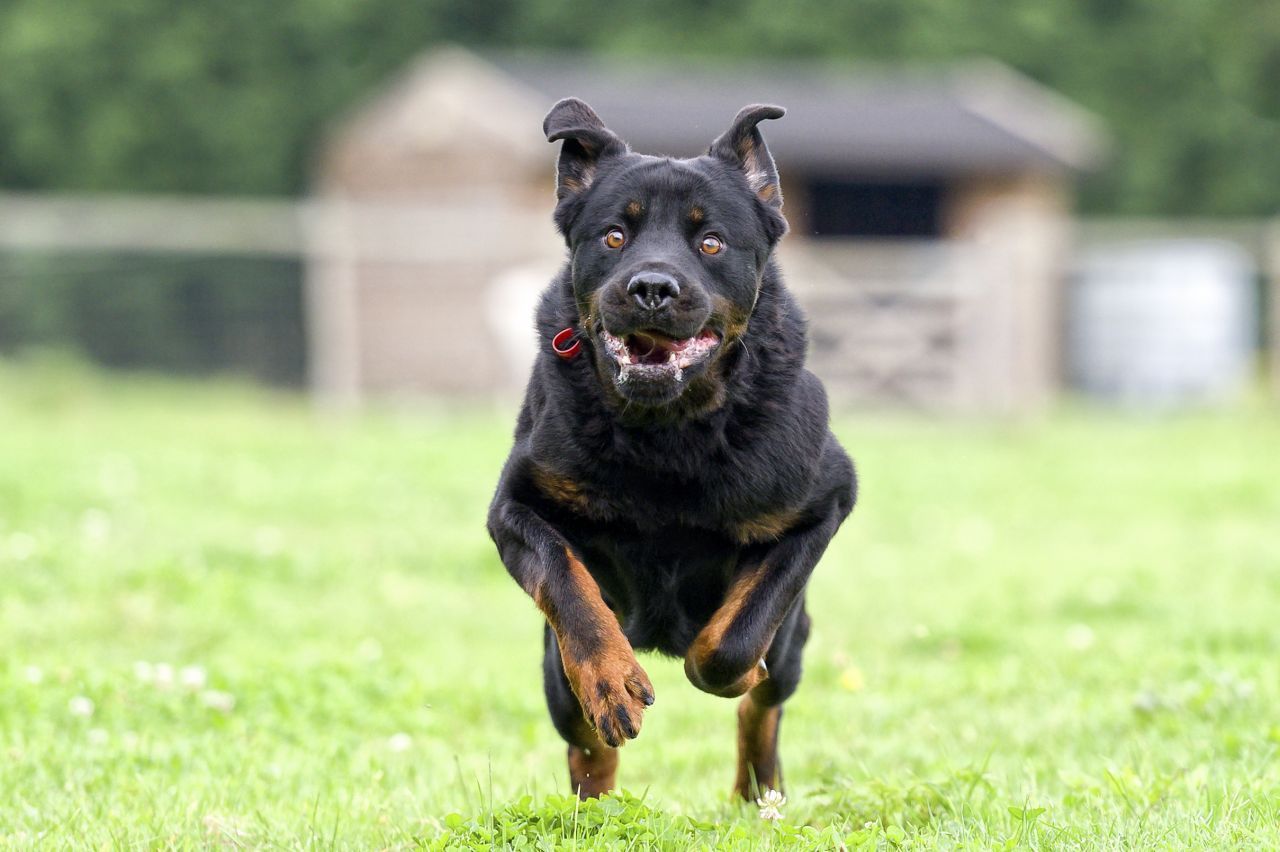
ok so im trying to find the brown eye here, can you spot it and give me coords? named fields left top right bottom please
left=700, top=234, right=724, bottom=255
left=604, top=228, right=626, bottom=249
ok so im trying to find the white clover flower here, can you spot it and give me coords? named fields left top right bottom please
left=23, top=665, right=43, bottom=685
left=153, top=663, right=175, bottom=689
left=756, top=788, right=786, bottom=821
left=200, top=690, right=236, bottom=713
left=133, top=661, right=154, bottom=683
left=387, top=733, right=413, bottom=753
left=180, top=665, right=208, bottom=691
left=68, top=696, right=95, bottom=718
left=87, top=728, right=109, bottom=746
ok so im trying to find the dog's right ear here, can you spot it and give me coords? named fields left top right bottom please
left=544, top=98, right=627, bottom=229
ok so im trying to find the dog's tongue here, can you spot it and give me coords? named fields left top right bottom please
left=629, top=333, right=673, bottom=366
left=630, top=333, right=661, bottom=358
left=619, top=328, right=720, bottom=367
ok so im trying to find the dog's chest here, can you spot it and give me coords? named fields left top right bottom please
left=530, top=447, right=804, bottom=554
left=571, top=523, right=742, bottom=655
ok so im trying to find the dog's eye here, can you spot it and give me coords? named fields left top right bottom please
left=699, top=234, right=724, bottom=255
left=604, top=228, right=626, bottom=249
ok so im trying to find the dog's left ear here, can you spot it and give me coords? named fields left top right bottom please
left=709, top=104, right=785, bottom=209
left=709, top=104, right=787, bottom=241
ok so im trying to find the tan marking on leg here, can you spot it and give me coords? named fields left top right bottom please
left=535, top=548, right=618, bottom=635
left=566, top=716, right=619, bottom=799
left=568, top=744, right=619, bottom=799
left=686, top=565, right=770, bottom=696
left=538, top=549, right=654, bottom=748
left=734, top=689, right=782, bottom=800
left=690, top=564, right=767, bottom=661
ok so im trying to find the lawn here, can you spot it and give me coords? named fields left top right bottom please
left=1, top=360, right=1278, bottom=849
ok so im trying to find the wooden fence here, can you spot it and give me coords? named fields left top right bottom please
left=785, top=205, right=1063, bottom=414
left=1, top=192, right=1277, bottom=409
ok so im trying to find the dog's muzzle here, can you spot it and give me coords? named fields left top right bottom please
left=600, top=328, right=720, bottom=385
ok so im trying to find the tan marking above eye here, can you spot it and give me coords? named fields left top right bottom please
left=699, top=234, right=724, bottom=255
left=604, top=228, right=626, bottom=249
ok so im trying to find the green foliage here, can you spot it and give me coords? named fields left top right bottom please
left=426, top=792, right=855, bottom=849
left=0, top=0, right=1278, bottom=215
left=1, top=362, right=1279, bottom=846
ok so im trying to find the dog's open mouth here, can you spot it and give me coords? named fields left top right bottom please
left=600, top=328, right=720, bottom=383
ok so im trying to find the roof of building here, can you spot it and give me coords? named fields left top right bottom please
left=330, top=47, right=1109, bottom=177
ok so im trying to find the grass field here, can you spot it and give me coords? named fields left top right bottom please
left=1, top=360, right=1278, bottom=849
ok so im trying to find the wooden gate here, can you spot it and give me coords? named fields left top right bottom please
left=785, top=227, right=1053, bottom=414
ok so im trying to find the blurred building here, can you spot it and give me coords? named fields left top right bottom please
left=307, top=46, right=1108, bottom=412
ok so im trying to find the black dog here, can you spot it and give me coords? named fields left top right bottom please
left=487, top=98, right=856, bottom=800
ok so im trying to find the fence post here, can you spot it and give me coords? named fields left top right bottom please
left=303, top=199, right=363, bottom=411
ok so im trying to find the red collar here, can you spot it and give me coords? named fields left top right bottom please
left=551, top=327, right=581, bottom=360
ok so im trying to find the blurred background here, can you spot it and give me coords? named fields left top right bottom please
left=0, top=0, right=1277, bottom=411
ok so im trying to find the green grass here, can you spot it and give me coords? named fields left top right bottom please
left=1, top=359, right=1278, bottom=849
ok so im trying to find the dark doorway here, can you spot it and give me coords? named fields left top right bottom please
left=807, top=178, right=945, bottom=238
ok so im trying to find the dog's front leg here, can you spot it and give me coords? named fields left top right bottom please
left=685, top=493, right=849, bottom=699
left=489, top=498, right=654, bottom=748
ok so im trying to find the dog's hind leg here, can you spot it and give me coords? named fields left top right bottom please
left=734, top=601, right=809, bottom=801
left=542, top=625, right=620, bottom=799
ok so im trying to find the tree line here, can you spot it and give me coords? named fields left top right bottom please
left=1, top=0, right=1278, bottom=216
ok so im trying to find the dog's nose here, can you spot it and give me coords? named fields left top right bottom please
left=626, top=272, right=681, bottom=310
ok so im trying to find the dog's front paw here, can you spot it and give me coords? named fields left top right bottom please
left=564, top=647, right=655, bottom=748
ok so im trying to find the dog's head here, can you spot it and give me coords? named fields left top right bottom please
left=545, top=98, right=788, bottom=411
